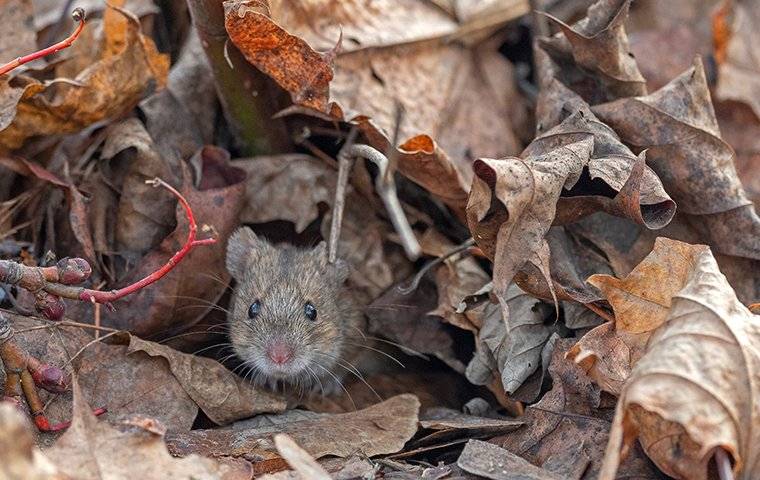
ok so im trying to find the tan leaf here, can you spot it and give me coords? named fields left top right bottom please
left=457, top=439, right=562, bottom=480
left=272, top=434, right=331, bottom=480
left=126, top=334, right=287, bottom=425
left=46, top=380, right=222, bottom=480
left=567, top=237, right=711, bottom=395
left=0, top=404, right=60, bottom=480
left=0, top=6, right=169, bottom=150
left=166, top=394, right=420, bottom=459
left=599, top=248, right=760, bottom=480
left=224, top=0, right=528, bottom=210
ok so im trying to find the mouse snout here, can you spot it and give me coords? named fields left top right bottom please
left=266, top=340, right=293, bottom=365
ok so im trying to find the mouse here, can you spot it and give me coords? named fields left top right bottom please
left=225, top=226, right=367, bottom=395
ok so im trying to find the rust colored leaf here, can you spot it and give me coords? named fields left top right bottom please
left=593, top=57, right=760, bottom=261
left=568, top=237, right=711, bottom=395
left=46, top=379, right=223, bottom=480
left=224, top=0, right=527, bottom=209
left=0, top=6, right=169, bottom=150
left=166, top=394, right=420, bottom=459
left=127, top=335, right=286, bottom=425
left=600, top=248, right=760, bottom=480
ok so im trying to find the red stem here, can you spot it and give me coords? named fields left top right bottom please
left=0, top=8, right=86, bottom=76
left=77, top=178, right=216, bottom=305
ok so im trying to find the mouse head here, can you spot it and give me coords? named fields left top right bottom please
left=225, top=227, right=351, bottom=390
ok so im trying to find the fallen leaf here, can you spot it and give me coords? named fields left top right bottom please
left=166, top=394, right=420, bottom=459
left=224, top=0, right=527, bottom=209
left=539, top=0, right=647, bottom=103
left=46, top=379, right=223, bottom=480
left=101, top=118, right=181, bottom=255
left=568, top=237, right=711, bottom=395
left=713, top=0, right=760, bottom=120
left=415, top=408, right=523, bottom=447
left=593, top=57, right=760, bottom=261
left=0, top=0, right=36, bottom=69
left=127, top=334, right=287, bottom=425
left=0, top=6, right=168, bottom=150
left=272, top=434, right=331, bottom=480
left=0, top=403, right=60, bottom=480
left=457, top=439, right=562, bottom=480
left=495, top=339, right=662, bottom=479
left=600, top=246, right=760, bottom=480
left=31, top=0, right=159, bottom=31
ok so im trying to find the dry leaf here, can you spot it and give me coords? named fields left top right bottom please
left=539, top=0, right=647, bottom=103
left=600, top=247, right=760, bottom=480
left=166, top=394, right=420, bottom=459
left=46, top=380, right=222, bottom=480
left=568, top=237, right=711, bottom=395
left=0, top=6, right=169, bottom=150
left=0, top=404, right=60, bottom=480
left=127, top=334, right=287, bottom=425
left=593, top=57, right=760, bottom=261
left=496, top=339, right=661, bottom=479
left=224, top=0, right=527, bottom=210
left=713, top=0, right=760, bottom=120
left=272, top=434, right=331, bottom=480
left=457, top=439, right=562, bottom=480
left=0, top=0, right=36, bottom=67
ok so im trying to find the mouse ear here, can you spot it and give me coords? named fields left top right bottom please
left=226, top=227, right=271, bottom=279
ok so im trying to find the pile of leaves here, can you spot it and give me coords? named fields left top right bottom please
left=0, top=0, right=759, bottom=479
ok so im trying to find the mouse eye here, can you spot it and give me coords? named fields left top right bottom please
left=304, top=302, right=317, bottom=321
left=248, top=300, right=261, bottom=319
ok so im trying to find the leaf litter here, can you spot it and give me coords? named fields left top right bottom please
left=0, top=0, right=758, bottom=479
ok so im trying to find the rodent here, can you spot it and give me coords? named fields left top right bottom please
left=225, top=226, right=367, bottom=395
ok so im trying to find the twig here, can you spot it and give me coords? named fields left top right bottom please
left=333, top=144, right=421, bottom=261
left=398, top=238, right=476, bottom=295
left=715, top=448, right=734, bottom=480
left=0, top=178, right=216, bottom=318
left=0, top=8, right=86, bottom=76
left=328, top=128, right=359, bottom=264
left=529, top=0, right=549, bottom=38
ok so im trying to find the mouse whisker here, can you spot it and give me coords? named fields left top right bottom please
left=343, top=341, right=405, bottom=368
left=313, top=362, right=356, bottom=411
left=314, top=352, right=382, bottom=401
left=305, top=364, right=325, bottom=397
left=346, top=332, right=429, bottom=360
left=197, top=272, right=233, bottom=290
left=156, top=330, right=228, bottom=344
left=192, top=342, right=234, bottom=356
left=175, top=304, right=232, bottom=316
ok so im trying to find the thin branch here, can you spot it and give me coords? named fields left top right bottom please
left=328, top=128, right=359, bottom=263
left=0, top=8, right=86, bottom=76
left=398, top=238, right=476, bottom=295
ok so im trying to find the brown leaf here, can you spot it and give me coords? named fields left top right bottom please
left=101, top=118, right=181, bottom=255
left=713, top=0, right=760, bottom=120
left=568, top=237, right=711, bottom=395
left=166, top=394, right=420, bottom=459
left=46, top=379, right=223, bottom=480
left=495, top=339, right=662, bottom=479
left=416, top=408, right=524, bottom=447
left=0, top=6, right=169, bottom=150
left=593, top=57, right=760, bottom=261
left=89, top=150, right=246, bottom=337
left=234, top=154, right=335, bottom=233
left=457, top=439, right=562, bottom=480
left=224, top=0, right=526, bottom=208
left=0, top=0, right=36, bottom=67
left=127, top=334, right=287, bottom=425
left=0, top=404, right=60, bottom=480
left=599, top=248, right=760, bottom=480
left=6, top=314, right=198, bottom=432
left=539, top=0, right=647, bottom=103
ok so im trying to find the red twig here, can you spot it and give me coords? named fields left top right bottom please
left=0, top=8, right=86, bottom=76
left=78, top=178, right=216, bottom=305
left=0, top=177, right=216, bottom=318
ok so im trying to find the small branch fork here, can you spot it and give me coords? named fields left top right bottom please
left=0, top=8, right=86, bottom=76
left=0, top=178, right=217, bottom=320
left=0, top=314, right=105, bottom=431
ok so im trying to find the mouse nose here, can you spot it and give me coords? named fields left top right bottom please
left=267, top=341, right=293, bottom=365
